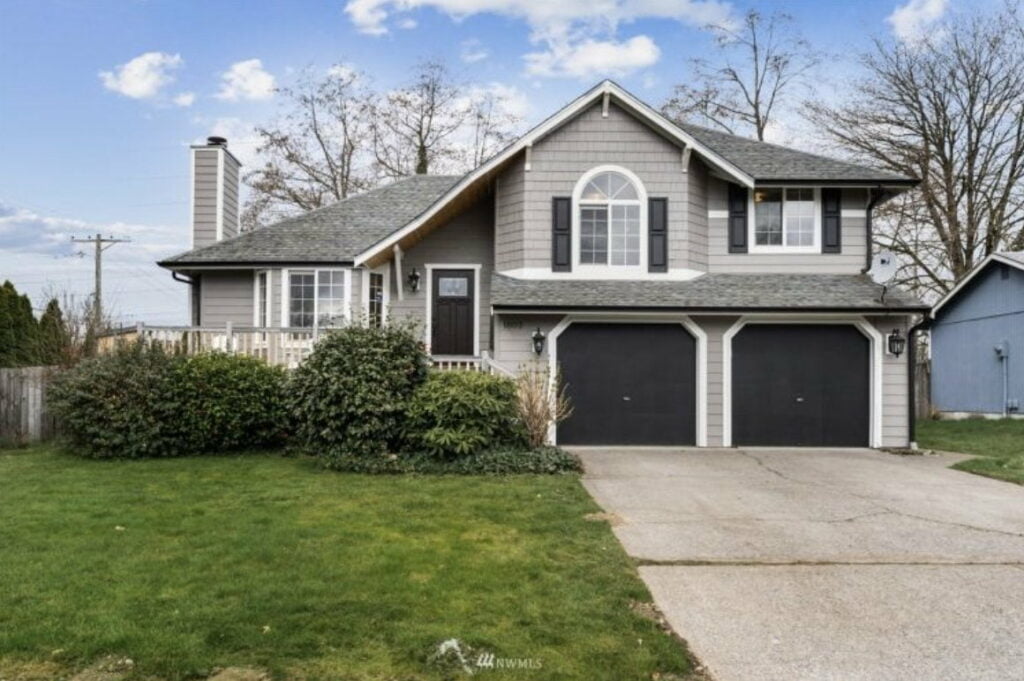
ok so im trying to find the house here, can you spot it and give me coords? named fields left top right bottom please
left=929, top=251, right=1024, bottom=418
left=158, top=80, right=928, bottom=449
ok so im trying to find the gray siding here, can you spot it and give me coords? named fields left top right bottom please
left=199, top=270, right=253, bottom=326
left=492, top=313, right=564, bottom=371
left=867, top=315, right=911, bottom=447
left=192, top=148, right=220, bottom=248
left=222, top=153, right=240, bottom=240
left=498, top=102, right=691, bottom=272
left=931, top=264, right=1024, bottom=414
left=692, top=315, right=739, bottom=446
left=687, top=157, right=710, bottom=271
left=390, top=196, right=495, bottom=353
left=707, top=179, right=869, bottom=273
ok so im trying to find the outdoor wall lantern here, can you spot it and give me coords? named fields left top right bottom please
left=531, top=327, right=546, bottom=355
left=888, top=328, right=907, bottom=357
left=407, top=267, right=421, bottom=293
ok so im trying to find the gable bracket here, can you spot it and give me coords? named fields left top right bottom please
left=602, top=92, right=610, bottom=118
left=681, top=145, right=692, bottom=173
left=525, top=143, right=532, bottom=172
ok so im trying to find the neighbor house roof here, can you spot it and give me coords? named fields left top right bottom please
left=159, top=175, right=459, bottom=267
left=931, top=250, right=1024, bottom=317
left=676, top=123, right=915, bottom=184
left=490, top=273, right=927, bottom=312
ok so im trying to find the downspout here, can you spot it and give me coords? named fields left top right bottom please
left=907, top=314, right=930, bottom=449
left=171, top=271, right=199, bottom=325
left=996, top=342, right=1010, bottom=418
left=862, top=187, right=887, bottom=274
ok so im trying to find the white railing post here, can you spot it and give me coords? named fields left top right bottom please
left=225, top=321, right=234, bottom=354
left=136, top=321, right=144, bottom=346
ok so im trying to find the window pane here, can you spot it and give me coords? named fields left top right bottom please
left=316, top=270, right=347, bottom=328
left=368, top=272, right=384, bottom=328
left=784, top=189, right=815, bottom=247
left=754, top=189, right=783, bottom=246
left=438, top=277, right=468, bottom=297
left=257, top=272, right=268, bottom=327
left=581, top=180, right=606, bottom=201
left=580, top=205, right=608, bottom=264
left=289, top=272, right=315, bottom=327
left=610, top=204, right=641, bottom=266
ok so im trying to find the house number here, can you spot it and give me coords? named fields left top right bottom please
left=502, top=319, right=523, bottom=329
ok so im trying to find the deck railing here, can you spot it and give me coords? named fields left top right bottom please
left=119, top=323, right=511, bottom=374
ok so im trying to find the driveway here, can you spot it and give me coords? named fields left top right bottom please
left=575, top=448, right=1024, bottom=681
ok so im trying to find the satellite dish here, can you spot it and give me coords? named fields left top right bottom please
left=869, top=251, right=898, bottom=285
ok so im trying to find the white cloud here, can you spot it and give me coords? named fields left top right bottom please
left=327, top=63, right=360, bottom=82
left=460, top=82, right=530, bottom=120
left=887, top=0, right=948, bottom=43
left=216, top=59, right=276, bottom=101
left=525, top=35, right=661, bottom=79
left=398, top=17, right=418, bottom=28
left=460, top=38, right=489, bottom=63
left=99, top=52, right=183, bottom=99
left=173, top=92, right=196, bottom=107
left=345, top=0, right=732, bottom=78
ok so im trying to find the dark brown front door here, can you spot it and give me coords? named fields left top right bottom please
left=431, top=269, right=474, bottom=355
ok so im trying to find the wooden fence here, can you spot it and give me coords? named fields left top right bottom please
left=0, top=366, right=60, bottom=445
left=914, top=360, right=932, bottom=420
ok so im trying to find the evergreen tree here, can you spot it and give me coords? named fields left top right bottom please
left=37, top=298, right=69, bottom=366
left=0, top=281, right=41, bottom=367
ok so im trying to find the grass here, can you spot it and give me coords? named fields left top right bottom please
left=0, top=447, right=691, bottom=680
left=917, top=418, right=1024, bottom=484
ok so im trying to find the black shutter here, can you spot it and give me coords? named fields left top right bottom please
left=821, top=188, right=842, bottom=253
left=552, top=196, right=571, bottom=272
left=727, top=183, right=748, bottom=253
left=648, top=197, right=668, bottom=273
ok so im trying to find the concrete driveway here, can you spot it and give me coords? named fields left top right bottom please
left=575, top=448, right=1024, bottom=681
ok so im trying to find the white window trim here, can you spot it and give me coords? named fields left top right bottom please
left=282, top=268, right=352, bottom=330
left=424, top=263, right=482, bottom=357
left=545, top=314, right=708, bottom=447
left=361, top=263, right=391, bottom=325
left=571, top=165, right=649, bottom=274
left=252, top=269, right=272, bottom=327
left=748, top=187, right=821, bottom=254
left=721, top=315, right=884, bottom=448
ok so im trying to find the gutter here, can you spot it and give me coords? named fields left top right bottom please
left=492, top=304, right=931, bottom=314
left=862, top=186, right=888, bottom=273
left=907, top=314, right=930, bottom=448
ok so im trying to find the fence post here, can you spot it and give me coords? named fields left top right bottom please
left=225, top=321, right=234, bottom=354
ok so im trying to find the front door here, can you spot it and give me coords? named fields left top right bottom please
left=431, top=269, right=475, bottom=355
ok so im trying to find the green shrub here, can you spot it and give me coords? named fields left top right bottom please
left=403, top=370, right=527, bottom=458
left=49, top=343, right=288, bottom=458
left=290, top=323, right=429, bottom=463
left=322, top=447, right=582, bottom=475
left=171, top=353, right=289, bottom=451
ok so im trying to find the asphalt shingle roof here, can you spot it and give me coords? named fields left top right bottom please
left=491, top=273, right=926, bottom=311
left=160, top=175, right=460, bottom=266
left=677, top=122, right=915, bottom=184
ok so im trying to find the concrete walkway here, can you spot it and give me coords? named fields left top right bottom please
left=575, top=448, right=1024, bottom=681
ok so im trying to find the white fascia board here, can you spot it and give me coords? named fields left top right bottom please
left=931, top=253, right=1024, bottom=317
left=354, top=80, right=754, bottom=267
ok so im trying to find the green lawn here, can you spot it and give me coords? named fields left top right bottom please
left=0, top=448, right=692, bottom=680
left=917, top=419, right=1024, bottom=484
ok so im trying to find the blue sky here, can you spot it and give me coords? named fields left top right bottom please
left=0, top=0, right=952, bottom=324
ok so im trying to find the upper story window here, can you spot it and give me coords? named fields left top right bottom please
left=752, top=188, right=819, bottom=252
left=573, top=166, right=647, bottom=271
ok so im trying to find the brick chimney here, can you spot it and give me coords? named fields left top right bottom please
left=190, top=136, right=241, bottom=248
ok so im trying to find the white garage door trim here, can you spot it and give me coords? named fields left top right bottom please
left=547, top=313, right=708, bottom=447
left=722, top=315, right=884, bottom=448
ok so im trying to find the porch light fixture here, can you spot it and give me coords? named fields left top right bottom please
left=887, top=328, right=907, bottom=357
left=407, top=267, right=421, bottom=293
left=531, top=327, right=546, bottom=355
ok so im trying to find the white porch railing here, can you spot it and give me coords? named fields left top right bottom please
left=122, top=323, right=514, bottom=374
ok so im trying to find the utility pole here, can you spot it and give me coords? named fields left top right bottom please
left=70, top=233, right=130, bottom=330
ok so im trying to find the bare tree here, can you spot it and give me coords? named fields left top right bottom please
left=242, top=66, right=375, bottom=230
left=805, top=5, right=1024, bottom=298
left=662, top=10, right=818, bottom=140
left=463, top=87, right=521, bottom=168
left=371, top=60, right=472, bottom=177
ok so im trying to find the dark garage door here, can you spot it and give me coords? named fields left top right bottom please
left=558, top=323, right=696, bottom=445
left=732, top=324, right=870, bottom=447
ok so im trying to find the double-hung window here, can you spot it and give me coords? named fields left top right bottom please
left=752, top=188, right=819, bottom=251
left=288, top=269, right=349, bottom=329
left=575, top=168, right=645, bottom=270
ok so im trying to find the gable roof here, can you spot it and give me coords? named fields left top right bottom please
left=491, top=273, right=927, bottom=312
left=931, top=251, right=1024, bottom=317
left=677, top=123, right=914, bottom=184
left=159, top=175, right=459, bottom=267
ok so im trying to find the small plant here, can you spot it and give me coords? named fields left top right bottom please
left=515, top=363, right=573, bottom=449
left=289, top=322, right=429, bottom=463
left=403, top=370, right=527, bottom=459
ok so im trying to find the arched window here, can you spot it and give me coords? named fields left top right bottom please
left=573, top=167, right=646, bottom=269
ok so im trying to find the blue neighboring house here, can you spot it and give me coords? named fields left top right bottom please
left=930, top=251, right=1024, bottom=418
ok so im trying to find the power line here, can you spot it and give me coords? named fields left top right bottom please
left=69, top=233, right=131, bottom=327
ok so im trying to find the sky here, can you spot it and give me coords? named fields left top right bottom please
left=0, top=0, right=955, bottom=325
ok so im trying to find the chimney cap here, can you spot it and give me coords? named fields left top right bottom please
left=206, top=136, right=228, bottom=147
